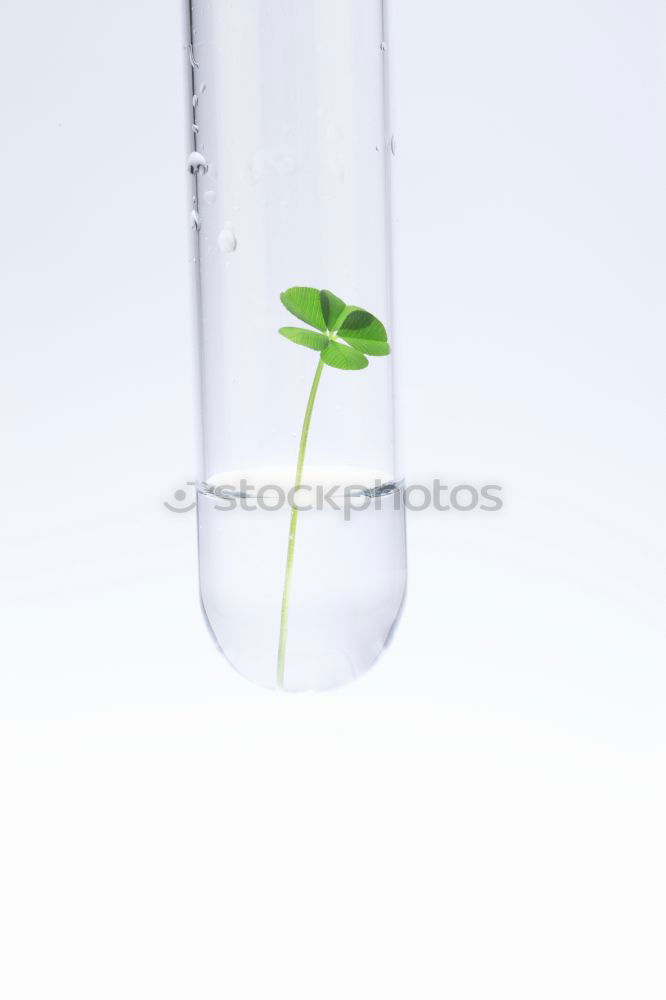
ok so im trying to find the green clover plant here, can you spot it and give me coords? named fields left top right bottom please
left=276, top=286, right=391, bottom=689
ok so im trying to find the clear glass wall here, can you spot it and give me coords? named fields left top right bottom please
left=185, top=0, right=406, bottom=691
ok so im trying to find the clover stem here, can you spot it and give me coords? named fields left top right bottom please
left=277, top=356, right=325, bottom=689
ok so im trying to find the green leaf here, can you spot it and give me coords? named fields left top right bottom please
left=321, top=341, right=369, bottom=371
left=341, top=339, right=391, bottom=357
left=327, top=304, right=353, bottom=332
left=280, top=287, right=326, bottom=332
left=338, top=309, right=388, bottom=343
left=320, top=290, right=347, bottom=331
left=279, top=327, right=330, bottom=351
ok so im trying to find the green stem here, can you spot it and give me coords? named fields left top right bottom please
left=277, top=357, right=325, bottom=689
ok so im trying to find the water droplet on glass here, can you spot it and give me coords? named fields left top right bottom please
left=380, top=41, right=387, bottom=52
left=188, top=45, right=199, bottom=70
left=240, top=143, right=300, bottom=186
left=188, top=151, right=208, bottom=175
left=191, top=210, right=201, bottom=231
left=375, top=145, right=380, bottom=152
left=192, top=123, right=199, bottom=134
left=199, top=82, right=207, bottom=95
left=243, top=151, right=265, bottom=185
left=192, top=94, right=198, bottom=109
left=390, top=134, right=397, bottom=156
left=267, top=144, right=299, bottom=176
left=203, top=190, right=216, bottom=205
left=218, top=224, right=237, bottom=253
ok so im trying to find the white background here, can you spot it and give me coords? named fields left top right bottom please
left=1, top=1, right=665, bottom=997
